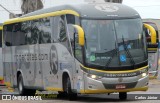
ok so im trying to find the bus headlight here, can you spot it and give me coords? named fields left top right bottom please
left=142, top=73, right=147, bottom=77
left=88, top=74, right=102, bottom=80
left=91, top=75, right=96, bottom=79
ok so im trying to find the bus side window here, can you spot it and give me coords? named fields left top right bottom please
left=12, top=23, right=26, bottom=46
left=24, top=20, right=40, bottom=45
left=66, top=14, right=76, bottom=42
left=66, top=14, right=75, bottom=54
left=58, top=15, right=67, bottom=42
left=66, top=14, right=75, bottom=24
left=31, top=19, right=40, bottom=44
left=50, top=16, right=59, bottom=43
left=39, top=17, right=51, bottom=44
left=4, top=25, right=12, bottom=46
left=24, top=21, right=32, bottom=44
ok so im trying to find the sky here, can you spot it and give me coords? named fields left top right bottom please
left=0, top=0, right=160, bottom=23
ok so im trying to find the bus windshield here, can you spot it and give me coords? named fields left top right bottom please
left=82, top=18, right=147, bottom=69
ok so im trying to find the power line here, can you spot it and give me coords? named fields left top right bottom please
left=0, top=10, right=21, bottom=11
left=0, top=4, right=13, bottom=14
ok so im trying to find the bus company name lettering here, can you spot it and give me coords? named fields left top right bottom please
left=103, top=72, right=138, bottom=77
left=15, top=53, right=49, bottom=62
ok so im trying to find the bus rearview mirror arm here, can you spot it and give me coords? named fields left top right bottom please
left=143, top=23, right=157, bottom=44
left=72, top=25, right=85, bottom=46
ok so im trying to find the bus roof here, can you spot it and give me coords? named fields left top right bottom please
left=22, top=3, right=140, bottom=18
left=4, top=3, right=140, bottom=25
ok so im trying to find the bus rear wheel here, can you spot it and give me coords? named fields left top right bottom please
left=18, top=74, right=26, bottom=95
left=119, top=92, right=127, bottom=100
left=18, top=74, right=36, bottom=96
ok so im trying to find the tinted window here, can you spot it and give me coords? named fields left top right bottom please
left=58, top=15, right=67, bottom=42
left=66, top=14, right=75, bottom=24
left=23, top=20, right=40, bottom=45
left=39, top=17, right=51, bottom=44
left=12, top=23, right=25, bottom=46
left=23, top=21, right=32, bottom=44
left=4, top=25, right=13, bottom=46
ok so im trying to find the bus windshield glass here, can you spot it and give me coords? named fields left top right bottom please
left=82, top=18, right=147, bottom=69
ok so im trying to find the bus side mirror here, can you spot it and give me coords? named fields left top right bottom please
left=143, top=23, right=158, bottom=52
left=73, top=25, right=85, bottom=46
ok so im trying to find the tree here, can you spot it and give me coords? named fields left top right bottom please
left=21, top=0, right=43, bottom=14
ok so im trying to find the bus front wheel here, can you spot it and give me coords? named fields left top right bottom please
left=119, top=92, right=127, bottom=100
left=64, top=76, right=77, bottom=100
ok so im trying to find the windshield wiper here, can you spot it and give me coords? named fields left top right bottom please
left=122, top=36, right=135, bottom=66
left=105, top=43, right=119, bottom=67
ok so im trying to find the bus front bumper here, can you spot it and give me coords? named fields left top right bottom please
left=80, top=74, right=149, bottom=94
left=80, top=86, right=148, bottom=94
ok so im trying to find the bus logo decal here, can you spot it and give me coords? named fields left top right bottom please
left=50, top=45, right=58, bottom=74
left=95, top=4, right=119, bottom=12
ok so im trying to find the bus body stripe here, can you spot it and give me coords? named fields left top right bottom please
left=147, top=48, right=158, bottom=51
left=4, top=10, right=80, bottom=25
left=46, top=87, right=63, bottom=91
left=80, top=64, right=148, bottom=74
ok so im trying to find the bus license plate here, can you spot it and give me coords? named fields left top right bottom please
left=116, top=84, right=126, bottom=89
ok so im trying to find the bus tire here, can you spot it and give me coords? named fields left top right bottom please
left=27, top=89, right=36, bottom=96
left=18, top=74, right=26, bottom=96
left=119, top=92, right=127, bottom=100
left=18, top=74, right=36, bottom=96
left=57, top=91, right=67, bottom=98
left=65, top=77, right=77, bottom=100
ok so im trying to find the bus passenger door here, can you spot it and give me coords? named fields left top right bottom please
left=66, top=14, right=84, bottom=92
